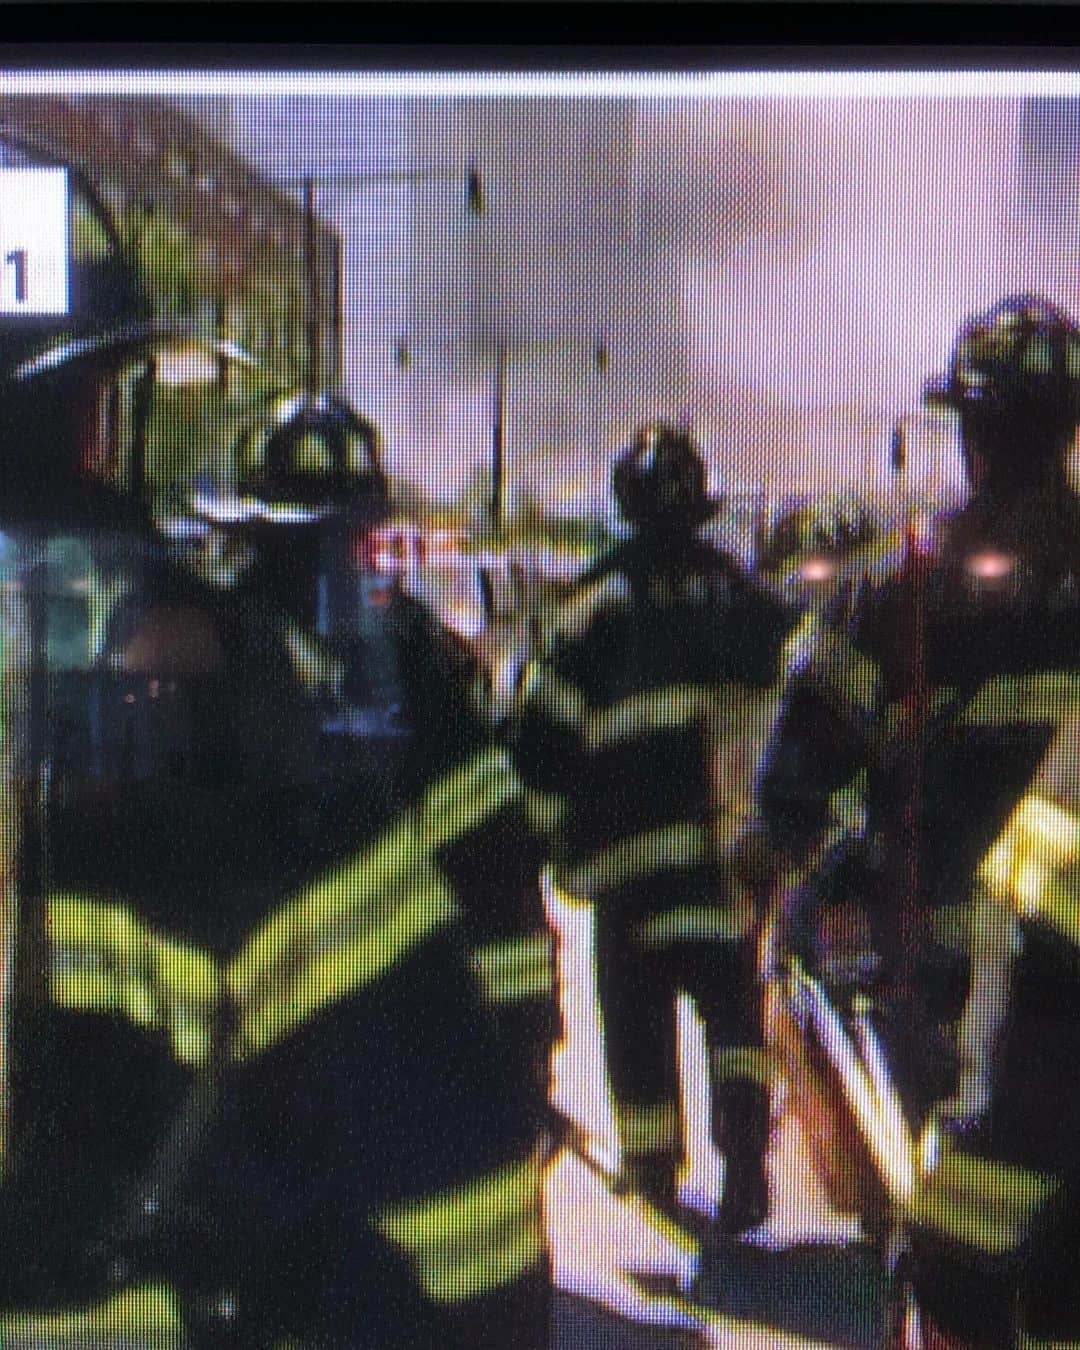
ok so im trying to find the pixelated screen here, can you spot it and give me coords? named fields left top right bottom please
left=0, top=65, right=1079, bottom=1348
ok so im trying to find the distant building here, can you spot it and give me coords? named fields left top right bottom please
left=0, top=95, right=342, bottom=390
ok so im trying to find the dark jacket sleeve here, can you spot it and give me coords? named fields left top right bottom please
left=758, top=623, right=875, bottom=865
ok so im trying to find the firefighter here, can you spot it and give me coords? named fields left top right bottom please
left=756, top=494, right=899, bottom=692
left=0, top=364, right=558, bottom=1347
left=225, top=389, right=487, bottom=757
left=758, top=293, right=1080, bottom=1345
left=513, top=419, right=797, bottom=1242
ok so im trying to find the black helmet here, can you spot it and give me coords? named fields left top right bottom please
left=235, top=391, right=389, bottom=519
left=612, top=421, right=717, bottom=534
left=923, top=294, right=1080, bottom=422
left=760, top=497, right=879, bottom=575
left=0, top=324, right=253, bottom=531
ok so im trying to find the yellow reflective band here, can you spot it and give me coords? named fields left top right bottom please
left=616, top=1101, right=680, bottom=1157
left=230, top=749, right=521, bottom=1054
left=712, top=1045, right=775, bottom=1087
left=1034, top=864, right=1080, bottom=948
left=233, top=864, right=458, bottom=1059
left=375, top=1155, right=543, bottom=1304
left=411, top=1215, right=542, bottom=1304
left=806, top=629, right=881, bottom=716
left=782, top=609, right=819, bottom=677
left=633, top=902, right=753, bottom=948
left=584, top=684, right=713, bottom=751
left=583, top=683, right=779, bottom=755
left=474, top=932, right=555, bottom=1005
left=566, top=822, right=714, bottom=898
left=284, top=620, right=344, bottom=696
left=961, top=672, right=1080, bottom=727
left=48, top=895, right=220, bottom=1068
left=415, top=747, right=523, bottom=851
left=228, top=847, right=425, bottom=1009
left=909, top=1142, right=1057, bottom=1256
left=978, top=792, right=1080, bottom=927
left=0, top=1282, right=182, bottom=1342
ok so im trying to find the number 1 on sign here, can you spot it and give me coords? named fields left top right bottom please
left=5, top=251, right=27, bottom=305
left=0, top=169, right=70, bottom=315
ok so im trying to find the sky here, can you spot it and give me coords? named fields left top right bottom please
left=173, top=92, right=1079, bottom=510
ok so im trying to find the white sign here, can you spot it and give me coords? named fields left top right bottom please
left=0, top=169, right=70, bottom=316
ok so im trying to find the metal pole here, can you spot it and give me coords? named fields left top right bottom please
left=491, top=343, right=508, bottom=533
left=303, top=177, right=319, bottom=399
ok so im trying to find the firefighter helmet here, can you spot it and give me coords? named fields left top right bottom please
left=612, top=421, right=718, bottom=533
left=759, top=497, right=879, bottom=576
left=235, top=391, right=389, bottom=519
left=923, top=294, right=1080, bottom=422
left=0, top=324, right=252, bottom=531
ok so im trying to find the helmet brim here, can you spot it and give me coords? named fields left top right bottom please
left=11, top=323, right=258, bottom=381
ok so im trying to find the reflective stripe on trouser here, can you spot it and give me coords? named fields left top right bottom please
left=473, top=931, right=555, bottom=1006
left=0, top=1283, right=182, bottom=1346
left=595, top=899, right=766, bottom=1218
left=374, top=1153, right=545, bottom=1304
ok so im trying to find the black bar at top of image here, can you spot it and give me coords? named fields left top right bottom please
left=2, top=6, right=1080, bottom=57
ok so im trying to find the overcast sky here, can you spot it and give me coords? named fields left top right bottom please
left=173, top=93, right=1079, bottom=507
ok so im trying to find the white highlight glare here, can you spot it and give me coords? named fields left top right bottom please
left=966, top=550, right=1015, bottom=579
left=799, top=557, right=837, bottom=583
left=1, top=72, right=1080, bottom=99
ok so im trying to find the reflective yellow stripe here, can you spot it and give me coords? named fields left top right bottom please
left=782, top=608, right=819, bottom=677
left=230, top=750, right=521, bottom=1058
left=566, top=822, right=716, bottom=898
left=416, top=747, right=523, bottom=850
left=584, top=684, right=712, bottom=751
left=474, top=932, right=555, bottom=1005
left=909, top=1142, right=1057, bottom=1256
left=0, top=1282, right=182, bottom=1342
left=713, top=1045, right=775, bottom=1087
left=233, top=863, right=457, bottom=1058
left=284, top=619, right=344, bottom=696
left=523, top=669, right=781, bottom=763
left=48, top=895, right=220, bottom=1068
left=633, top=902, right=753, bottom=947
left=978, top=791, right=1080, bottom=933
left=48, top=751, right=525, bottom=1066
left=375, top=1155, right=543, bottom=1303
left=961, top=672, right=1080, bottom=727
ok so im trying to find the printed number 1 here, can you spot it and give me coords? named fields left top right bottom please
left=5, top=250, right=27, bottom=303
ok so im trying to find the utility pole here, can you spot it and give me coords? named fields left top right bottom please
left=490, top=341, right=508, bottom=533
left=303, top=176, right=319, bottom=399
